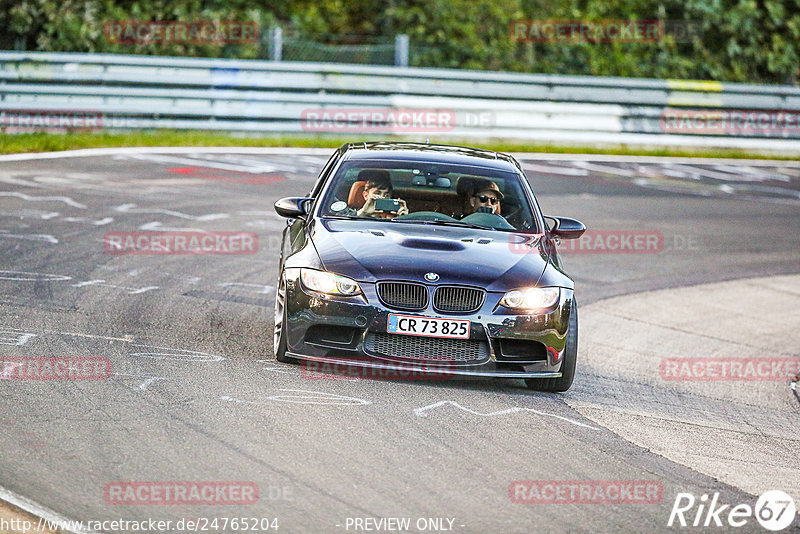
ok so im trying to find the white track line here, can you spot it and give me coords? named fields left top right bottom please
left=0, top=146, right=798, bottom=166
left=413, top=400, right=601, bottom=429
left=0, top=485, right=99, bottom=534
left=0, top=146, right=332, bottom=162
left=511, top=152, right=800, bottom=166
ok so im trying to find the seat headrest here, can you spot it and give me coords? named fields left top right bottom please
left=348, top=180, right=368, bottom=208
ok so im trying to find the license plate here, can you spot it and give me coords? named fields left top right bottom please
left=387, top=314, right=470, bottom=339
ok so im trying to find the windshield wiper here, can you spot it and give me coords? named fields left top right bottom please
left=391, top=219, right=496, bottom=231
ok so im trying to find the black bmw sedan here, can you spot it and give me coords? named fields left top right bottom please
left=273, top=142, right=586, bottom=392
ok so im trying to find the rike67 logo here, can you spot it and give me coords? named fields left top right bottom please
left=668, top=490, right=797, bottom=531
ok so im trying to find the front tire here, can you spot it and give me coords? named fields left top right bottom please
left=273, top=275, right=295, bottom=363
left=526, top=299, right=578, bottom=393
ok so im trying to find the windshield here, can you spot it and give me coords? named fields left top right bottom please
left=318, top=159, right=538, bottom=231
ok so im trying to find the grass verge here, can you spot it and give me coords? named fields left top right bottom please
left=0, top=131, right=798, bottom=160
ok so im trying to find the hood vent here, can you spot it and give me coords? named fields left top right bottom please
left=399, top=237, right=464, bottom=251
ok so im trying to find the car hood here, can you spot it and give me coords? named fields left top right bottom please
left=309, top=218, right=558, bottom=291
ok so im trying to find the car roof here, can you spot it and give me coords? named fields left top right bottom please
left=339, top=142, right=522, bottom=173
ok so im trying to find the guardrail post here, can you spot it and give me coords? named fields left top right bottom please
left=395, top=34, right=409, bottom=67
left=271, top=27, right=282, bottom=62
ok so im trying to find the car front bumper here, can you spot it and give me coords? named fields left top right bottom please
left=282, top=268, right=574, bottom=380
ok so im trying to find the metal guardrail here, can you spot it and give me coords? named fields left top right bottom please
left=2, top=51, right=800, bottom=150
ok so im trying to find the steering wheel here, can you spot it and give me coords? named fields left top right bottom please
left=460, top=212, right=516, bottom=230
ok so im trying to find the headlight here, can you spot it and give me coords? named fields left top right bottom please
left=300, top=269, right=362, bottom=296
left=500, top=287, right=560, bottom=310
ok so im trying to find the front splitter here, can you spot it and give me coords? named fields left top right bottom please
left=287, top=352, right=562, bottom=379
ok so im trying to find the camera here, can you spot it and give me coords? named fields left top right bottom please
left=374, top=198, right=401, bottom=212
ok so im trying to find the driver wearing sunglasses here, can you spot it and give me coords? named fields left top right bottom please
left=464, top=179, right=504, bottom=216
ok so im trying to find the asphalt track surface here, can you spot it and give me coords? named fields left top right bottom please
left=0, top=149, right=799, bottom=533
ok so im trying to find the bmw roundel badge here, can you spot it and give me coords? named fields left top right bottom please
left=424, top=272, right=439, bottom=282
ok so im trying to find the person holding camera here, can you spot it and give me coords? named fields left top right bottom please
left=328, top=170, right=409, bottom=219
left=356, top=176, right=409, bottom=218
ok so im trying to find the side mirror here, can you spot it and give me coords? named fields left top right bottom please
left=545, top=216, right=586, bottom=239
left=275, top=197, right=312, bottom=219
